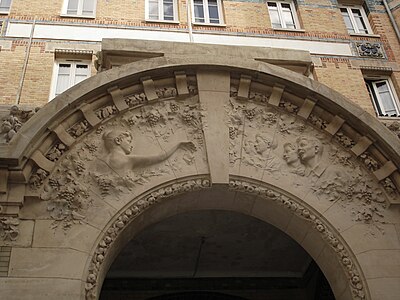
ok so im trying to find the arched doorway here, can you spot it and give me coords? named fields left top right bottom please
left=100, top=210, right=335, bottom=300
left=1, top=54, right=399, bottom=300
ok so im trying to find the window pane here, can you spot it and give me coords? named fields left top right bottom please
left=376, top=82, right=398, bottom=115
left=67, top=0, right=79, bottom=15
left=268, top=3, right=282, bottom=28
left=74, top=64, right=89, bottom=84
left=194, top=0, right=205, bottom=23
left=56, top=64, right=71, bottom=96
left=352, top=9, right=368, bottom=34
left=82, top=0, right=95, bottom=16
left=208, top=0, right=219, bottom=24
left=149, top=0, right=159, bottom=19
left=163, top=0, right=174, bottom=20
left=0, top=0, right=11, bottom=12
left=341, top=8, right=354, bottom=33
left=281, top=4, right=295, bottom=29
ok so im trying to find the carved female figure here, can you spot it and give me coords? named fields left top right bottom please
left=101, top=129, right=195, bottom=173
left=282, top=142, right=305, bottom=176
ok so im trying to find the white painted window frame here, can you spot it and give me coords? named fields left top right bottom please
left=145, top=0, right=179, bottom=23
left=61, top=0, right=97, bottom=18
left=340, top=5, right=373, bottom=35
left=191, top=0, right=224, bottom=25
left=49, top=59, right=91, bottom=101
left=267, top=0, right=300, bottom=30
left=366, top=77, right=400, bottom=118
left=0, top=0, right=12, bottom=14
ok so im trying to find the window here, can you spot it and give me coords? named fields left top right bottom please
left=146, top=0, right=177, bottom=22
left=62, top=0, right=96, bottom=17
left=50, top=60, right=90, bottom=100
left=366, top=79, right=400, bottom=117
left=192, top=0, right=223, bottom=25
left=267, top=1, right=299, bottom=29
left=340, top=6, right=372, bottom=34
left=0, top=0, right=12, bottom=14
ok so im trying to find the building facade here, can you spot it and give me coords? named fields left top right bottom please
left=1, top=0, right=400, bottom=299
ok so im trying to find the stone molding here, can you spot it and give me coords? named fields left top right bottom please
left=83, top=177, right=369, bottom=300
left=0, top=58, right=399, bottom=241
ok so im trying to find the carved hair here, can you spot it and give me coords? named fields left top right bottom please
left=102, top=130, right=132, bottom=150
left=296, top=136, right=323, bottom=156
left=255, top=133, right=277, bottom=150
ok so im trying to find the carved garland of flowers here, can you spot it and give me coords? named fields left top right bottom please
left=228, top=178, right=367, bottom=300
left=85, top=177, right=367, bottom=300
left=85, top=177, right=211, bottom=300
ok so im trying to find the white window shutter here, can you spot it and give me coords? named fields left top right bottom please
left=82, top=0, right=95, bottom=16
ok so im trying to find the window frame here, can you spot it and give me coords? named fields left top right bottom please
left=49, top=59, right=91, bottom=101
left=0, top=0, right=12, bottom=14
left=365, top=77, right=400, bottom=118
left=61, top=0, right=97, bottom=18
left=339, top=5, right=373, bottom=35
left=145, top=0, right=179, bottom=23
left=266, top=0, right=300, bottom=30
left=191, top=0, right=224, bottom=26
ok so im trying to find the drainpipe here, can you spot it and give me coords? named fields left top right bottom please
left=187, top=0, right=194, bottom=42
left=16, top=18, right=36, bottom=105
left=382, top=0, right=400, bottom=43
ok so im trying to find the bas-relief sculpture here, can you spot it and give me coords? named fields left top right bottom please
left=32, top=95, right=204, bottom=230
left=0, top=105, right=39, bottom=143
left=228, top=95, right=397, bottom=230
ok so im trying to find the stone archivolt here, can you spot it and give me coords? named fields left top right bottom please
left=0, top=62, right=399, bottom=299
left=0, top=67, right=398, bottom=239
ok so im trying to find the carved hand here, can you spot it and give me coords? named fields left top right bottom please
left=179, top=141, right=196, bottom=152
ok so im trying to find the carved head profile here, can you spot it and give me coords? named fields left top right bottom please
left=102, top=130, right=133, bottom=154
left=254, top=134, right=275, bottom=154
left=283, top=142, right=300, bottom=164
left=296, top=136, right=323, bottom=162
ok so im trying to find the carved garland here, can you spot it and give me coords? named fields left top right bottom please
left=228, top=177, right=367, bottom=300
left=85, top=177, right=211, bottom=300
left=84, top=177, right=367, bottom=300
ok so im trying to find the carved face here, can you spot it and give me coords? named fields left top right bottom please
left=254, top=135, right=272, bottom=154
left=297, top=137, right=318, bottom=162
left=283, top=143, right=299, bottom=164
left=118, top=134, right=133, bottom=155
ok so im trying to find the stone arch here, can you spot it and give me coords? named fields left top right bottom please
left=0, top=56, right=399, bottom=300
left=84, top=177, right=367, bottom=300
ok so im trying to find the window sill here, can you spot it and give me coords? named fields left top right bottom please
left=272, top=28, right=305, bottom=33
left=145, top=19, right=180, bottom=25
left=378, top=115, right=400, bottom=120
left=350, top=33, right=380, bottom=38
left=192, top=22, right=226, bottom=27
left=0, top=11, right=10, bottom=15
left=60, top=14, right=96, bottom=19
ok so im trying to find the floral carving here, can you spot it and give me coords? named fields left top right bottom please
left=85, top=177, right=210, bottom=300
left=335, top=131, right=355, bottom=148
left=125, top=92, right=147, bottom=108
left=0, top=216, right=20, bottom=241
left=228, top=178, right=366, bottom=300
left=383, top=121, right=400, bottom=139
left=356, top=42, right=384, bottom=58
left=68, top=120, right=90, bottom=139
left=309, top=114, right=327, bottom=130
left=95, top=105, right=117, bottom=120
left=29, top=168, right=49, bottom=189
left=46, top=142, right=67, bottom=162
left=156, top=87, right=177, bottom=99
left=1, top=105, right=39, bottom=143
